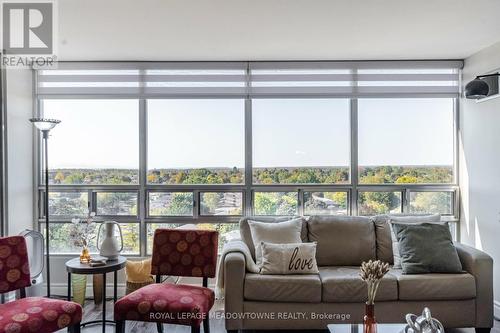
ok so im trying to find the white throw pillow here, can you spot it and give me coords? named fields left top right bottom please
left=388, top=214, right=442, bottom=268
left=260, top=242, right=319, bottom=275
left=247, top=218, right=303, bottom=266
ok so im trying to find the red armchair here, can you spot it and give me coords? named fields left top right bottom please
left=114, top=229, right=218, bottom=333
left=0, top=236, right=82, bottom=333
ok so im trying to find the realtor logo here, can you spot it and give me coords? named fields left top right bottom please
left=2, top=2, right=53, bottom=54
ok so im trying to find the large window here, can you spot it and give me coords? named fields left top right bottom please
left=36, top=62, right=460, bottom=255
left=358, top=99, right=454, bottom=184
left=42, top=99, right=139, bottom=185
left=252, top=99, right=350, bottom=184
left=147, top=99, right=245, bottom=185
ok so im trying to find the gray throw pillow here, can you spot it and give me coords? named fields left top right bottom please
left=389, top=214, right=441, bottom=268
left=391, top=222, right=462, bottom=274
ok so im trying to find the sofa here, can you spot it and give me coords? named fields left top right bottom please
left=223, top=216, right=493, bottom=332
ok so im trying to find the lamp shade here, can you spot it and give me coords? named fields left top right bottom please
left=465, top=78, right=490, bottom=99
left=29, top=118, right=61, bottom=131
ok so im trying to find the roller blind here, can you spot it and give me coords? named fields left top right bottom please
left=35, top=60, right=463, bottom=98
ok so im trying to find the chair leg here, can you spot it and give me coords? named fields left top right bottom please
left=68, top=324, right=80, bottom=333
left=203, top=316, right=210, bottom=333
left=116, top=320, right=125, bottom=333
left=191, top=325, right=200, bottom=333
left=157, top=322, right=164, bottom=333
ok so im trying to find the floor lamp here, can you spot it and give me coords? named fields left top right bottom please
left=30, top=118, right=60, bottom=298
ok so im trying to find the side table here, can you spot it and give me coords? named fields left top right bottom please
left=66, top=256, right=126, bottom=333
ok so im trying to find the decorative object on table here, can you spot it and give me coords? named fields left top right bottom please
left=359, top=259, right=390, bottom=333
left=71, top=273, right=87, bottom=306
left=97, top=221, right=123, bottom=260
left=125, top=258, right=154, bottom=295
left=29, top=117, right=61, bottom=298
left=405, top=307, right=444, bottom=333
left=70, top=212, right=97, bottom=263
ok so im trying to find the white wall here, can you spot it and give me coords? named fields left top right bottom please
left=5, top=69, right=33, bottom=236
left=459, top=40, right=500, bottom=318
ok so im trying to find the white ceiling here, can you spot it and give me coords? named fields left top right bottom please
left=57, top=0, right=500, bottom=61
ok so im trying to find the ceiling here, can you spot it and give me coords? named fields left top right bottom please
left=57, top=0, right=500, bottom=61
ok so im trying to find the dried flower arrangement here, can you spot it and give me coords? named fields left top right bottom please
left=70, top=212, right=97, bottom=248
left=360, top=260, right=390, bottom=305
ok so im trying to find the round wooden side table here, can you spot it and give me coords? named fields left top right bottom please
left=66, top=256, right=126, bottom=333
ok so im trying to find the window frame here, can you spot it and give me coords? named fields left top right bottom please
left=34, top=65, right=460, bottom=257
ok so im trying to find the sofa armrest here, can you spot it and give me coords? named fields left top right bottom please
left=224, top=252, right=246, bottom=330
left=455, top=243, right=493, bottom=328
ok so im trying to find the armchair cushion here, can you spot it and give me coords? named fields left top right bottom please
left=114, top=283, right=215, bottom=326
left=0, top=297, right=82, bottom=333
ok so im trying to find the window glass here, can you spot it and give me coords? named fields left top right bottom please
left=252, top=99, right=350, bottom=184
left=253, top=192, right=298, bottom=215
left=45, top=222, right=139, bottom=254
left=48, top=192, right=88, bottom=217
left=96, top=192, right=138, bottom=216
left=148, top=192, right=193, bottom=216
left=43, top=99, right=139, bottom=185
left=147, top=99, right=244, bottom=185
left=409, top=191, right=453, bottom=215
left=304, top=191, right=348, bottom=215
left=358, top=191, right=402, bottom=216
left=358, top=99, right=454, bottom=184
left=200, top=192, right=243, bottom=216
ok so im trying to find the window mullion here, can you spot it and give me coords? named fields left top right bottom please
left=350, top=98, right=359, bottom=216
left=139, top=98, right=147, bottom=257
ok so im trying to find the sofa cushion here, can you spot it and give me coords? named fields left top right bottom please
left=392, top=269, right=476, bottom=301
left=319, top=266, right=398, bottom=302
left=308, top=216, right=376, bottom=266
left=239, top=217, right=307, bottom=260
left=244, top=273, right=321, bottom=303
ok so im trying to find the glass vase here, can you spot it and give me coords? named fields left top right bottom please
left=79, top=245, right=91, bottom=263
left=364, top=303, right=377, bottom=333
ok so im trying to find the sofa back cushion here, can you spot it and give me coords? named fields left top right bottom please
left=307, top=216, right=375, bottom=266
left=239, top=216, right=307, bottom=260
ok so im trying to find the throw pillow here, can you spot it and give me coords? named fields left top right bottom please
left=391, top=222, right=463, bottom=274
left=248, top=218, right=303, bottom=266
left=389, top=214, right=441, bottom=268
left=260, top=242, right=319, bottom=275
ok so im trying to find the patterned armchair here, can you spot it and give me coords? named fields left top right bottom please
left=114, top=229, right=218, bottom=333
left=0, top=235, right=82, bottom=333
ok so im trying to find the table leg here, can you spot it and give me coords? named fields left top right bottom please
left=67, top=272, right=71, bottom=301
left=114, top=270, right=117, bottom=303
left=102, top=273, right=106, bottom=333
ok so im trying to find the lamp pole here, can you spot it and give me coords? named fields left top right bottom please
left=42, top=129, right=50, bottom=298
left=30, top=118, right=60, bottom=298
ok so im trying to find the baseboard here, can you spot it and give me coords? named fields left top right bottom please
left=494, top=300, right=500, bottom=320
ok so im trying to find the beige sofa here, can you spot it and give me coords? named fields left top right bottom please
left=224, top=216, right=493, bottom=332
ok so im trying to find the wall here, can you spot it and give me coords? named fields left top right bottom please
left=460, top=40, right=500, bottom=318
left=5, top=69, right=33, bottom=236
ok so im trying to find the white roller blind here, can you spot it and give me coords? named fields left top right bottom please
left=35, top=61, right=463, bottom=98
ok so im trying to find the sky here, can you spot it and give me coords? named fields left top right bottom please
left=44, top=98, right=454, bottom=169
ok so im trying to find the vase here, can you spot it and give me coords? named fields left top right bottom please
left=71, top=274, right=87, bottom=306
left=364, top=303, right=377, bottom=333
left=80, top=245, right=91, bottom=263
